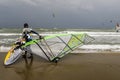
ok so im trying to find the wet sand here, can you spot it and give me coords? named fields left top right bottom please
left=1, top=52, right=120, bottom=80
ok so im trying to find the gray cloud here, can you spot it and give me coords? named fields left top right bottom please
left=0, top=0, right=120, bottom=28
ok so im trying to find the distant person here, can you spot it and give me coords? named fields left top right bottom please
left=116, top=23, right=120, bottom=32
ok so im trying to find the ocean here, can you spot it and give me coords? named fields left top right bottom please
left=1, top=28, right=120, bottom=80
left=0, top=28, right=120, bottom=53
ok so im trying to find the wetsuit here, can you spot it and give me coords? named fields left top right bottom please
left=22, top=28, right=40, bottom=42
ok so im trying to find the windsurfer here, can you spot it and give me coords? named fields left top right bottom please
left=22, top=23, right=43, bottom=58
left=14, top=23, right=43, bottom=58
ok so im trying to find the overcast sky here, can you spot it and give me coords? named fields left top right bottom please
left=0, top=0, right=120, bottom=28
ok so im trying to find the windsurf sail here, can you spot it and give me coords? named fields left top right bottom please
left=22, top=33, right=94, bottom=62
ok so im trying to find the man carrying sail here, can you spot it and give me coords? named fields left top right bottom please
left=14, top=23, right=43, bottom=58
left=22, top=23, right=43, bottom=58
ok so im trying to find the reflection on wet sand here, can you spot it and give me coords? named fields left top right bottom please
left=23, top=56, right=33, bottom=80
left=10, top=56, right=33, bottom=80
left=13, top=56, right=57, bottom=80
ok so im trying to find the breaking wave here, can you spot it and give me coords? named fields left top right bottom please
left=1, top=30, right=120, bottom=52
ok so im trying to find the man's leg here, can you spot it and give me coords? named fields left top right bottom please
left=22, top=51, right=27, bottom=58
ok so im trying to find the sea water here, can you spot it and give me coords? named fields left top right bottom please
left=0, top=28, right=120, bottom=53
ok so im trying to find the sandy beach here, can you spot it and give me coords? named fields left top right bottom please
left=1, top=52, right=120, bottom=80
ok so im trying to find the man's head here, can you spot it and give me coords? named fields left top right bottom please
left=24, top=23, right=29, bottom=28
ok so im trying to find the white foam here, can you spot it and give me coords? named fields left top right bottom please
left=0, top=31, right=120, bottom=36
left=80, top=44, right=120, bottom=50
left=0, top=33, right=21, bottom=36
left=76, top=44, right=120, bottom=53
left=1, top=44, right=120, bottom=53
left=0, top=46, right=10, bottom=52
